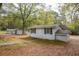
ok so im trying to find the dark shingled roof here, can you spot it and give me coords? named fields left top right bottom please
left=27, top=24, right=59, bottom=29
left=27, top=24, right=69, bottom=30
left=27, top=24, right=71, bottom=34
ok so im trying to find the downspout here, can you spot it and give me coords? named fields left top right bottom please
left=55, top=33, right=56, bottom=40
left=54, top=28, right=58, bottom=40
left=53, top=31, right=56, bottom=40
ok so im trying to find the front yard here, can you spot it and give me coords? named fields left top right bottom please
left=0, top=34, right=79, bottom=56
left=0, top=31, right=7, bottom=34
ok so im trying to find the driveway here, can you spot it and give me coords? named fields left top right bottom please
left=70, top=35, right=79, bottom=40
left=70, top=35, right=79, bottom=45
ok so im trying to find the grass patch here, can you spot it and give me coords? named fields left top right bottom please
left=0, top=44, right=25, bottom=50
left=0, top=39, right=27, bottom=50
left=0, top=39, right=8, bottom=43
left=0, top=37, right=30, bottom=50
left=0, top=31, right=7, bottom=34
left=0, top=37, right=17, bottom=44
left=0, top=39, right=28, bottom=50
left=23, top=37, right=66, bottom=45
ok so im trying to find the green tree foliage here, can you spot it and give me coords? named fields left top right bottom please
left=0, top=3, right=79, bottom=35
left=59, top=3, right=79, bottom=35
left=0, top=3, right=57, bottom=34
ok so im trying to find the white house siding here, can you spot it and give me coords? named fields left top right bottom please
left=16, top=30, right=22, bottom=34
left=27, top=28, right=69, bottom=42
left=26, top=25, right=70, bottom=42
left=7, top=29, right=16, bottom=34
left=55, top=34, right=69, bottom=42
left=29, top=28, right=55, bottom=40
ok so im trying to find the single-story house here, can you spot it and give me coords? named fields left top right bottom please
left=27, top=24, right=70, bottom=42
left=7, top=29, right=16, bottom=34
left=7, top=29, right=23, bottom=35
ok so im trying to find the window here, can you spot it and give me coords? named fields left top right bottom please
left=44, top=28, right=52, bottom=34
left=31, top=28, right=36, bottom=33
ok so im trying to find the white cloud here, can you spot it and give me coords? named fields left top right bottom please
left=45, top=3, right=60, bottom=13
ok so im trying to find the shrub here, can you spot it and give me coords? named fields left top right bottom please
left=69, top=25, right=79, bottom=35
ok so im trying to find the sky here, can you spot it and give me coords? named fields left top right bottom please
left=13, top=3, right=60, bottom=13
left=0, top=3, right=60, bottom=16
left=45, top=3, right=60, bottom=13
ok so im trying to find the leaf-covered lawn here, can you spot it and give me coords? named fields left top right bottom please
left=23, top=37, right=66, bottom=45
left=0, top=35, right=79, bottom=56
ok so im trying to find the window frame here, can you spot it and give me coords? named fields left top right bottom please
left=44, top=28, right=52, bottom=34
left=31, top=28, right=36, bottom=34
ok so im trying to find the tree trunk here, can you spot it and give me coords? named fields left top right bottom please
left=0, top=3, right=2, bottom=8
left=22, top=18, right=25, bottom=34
